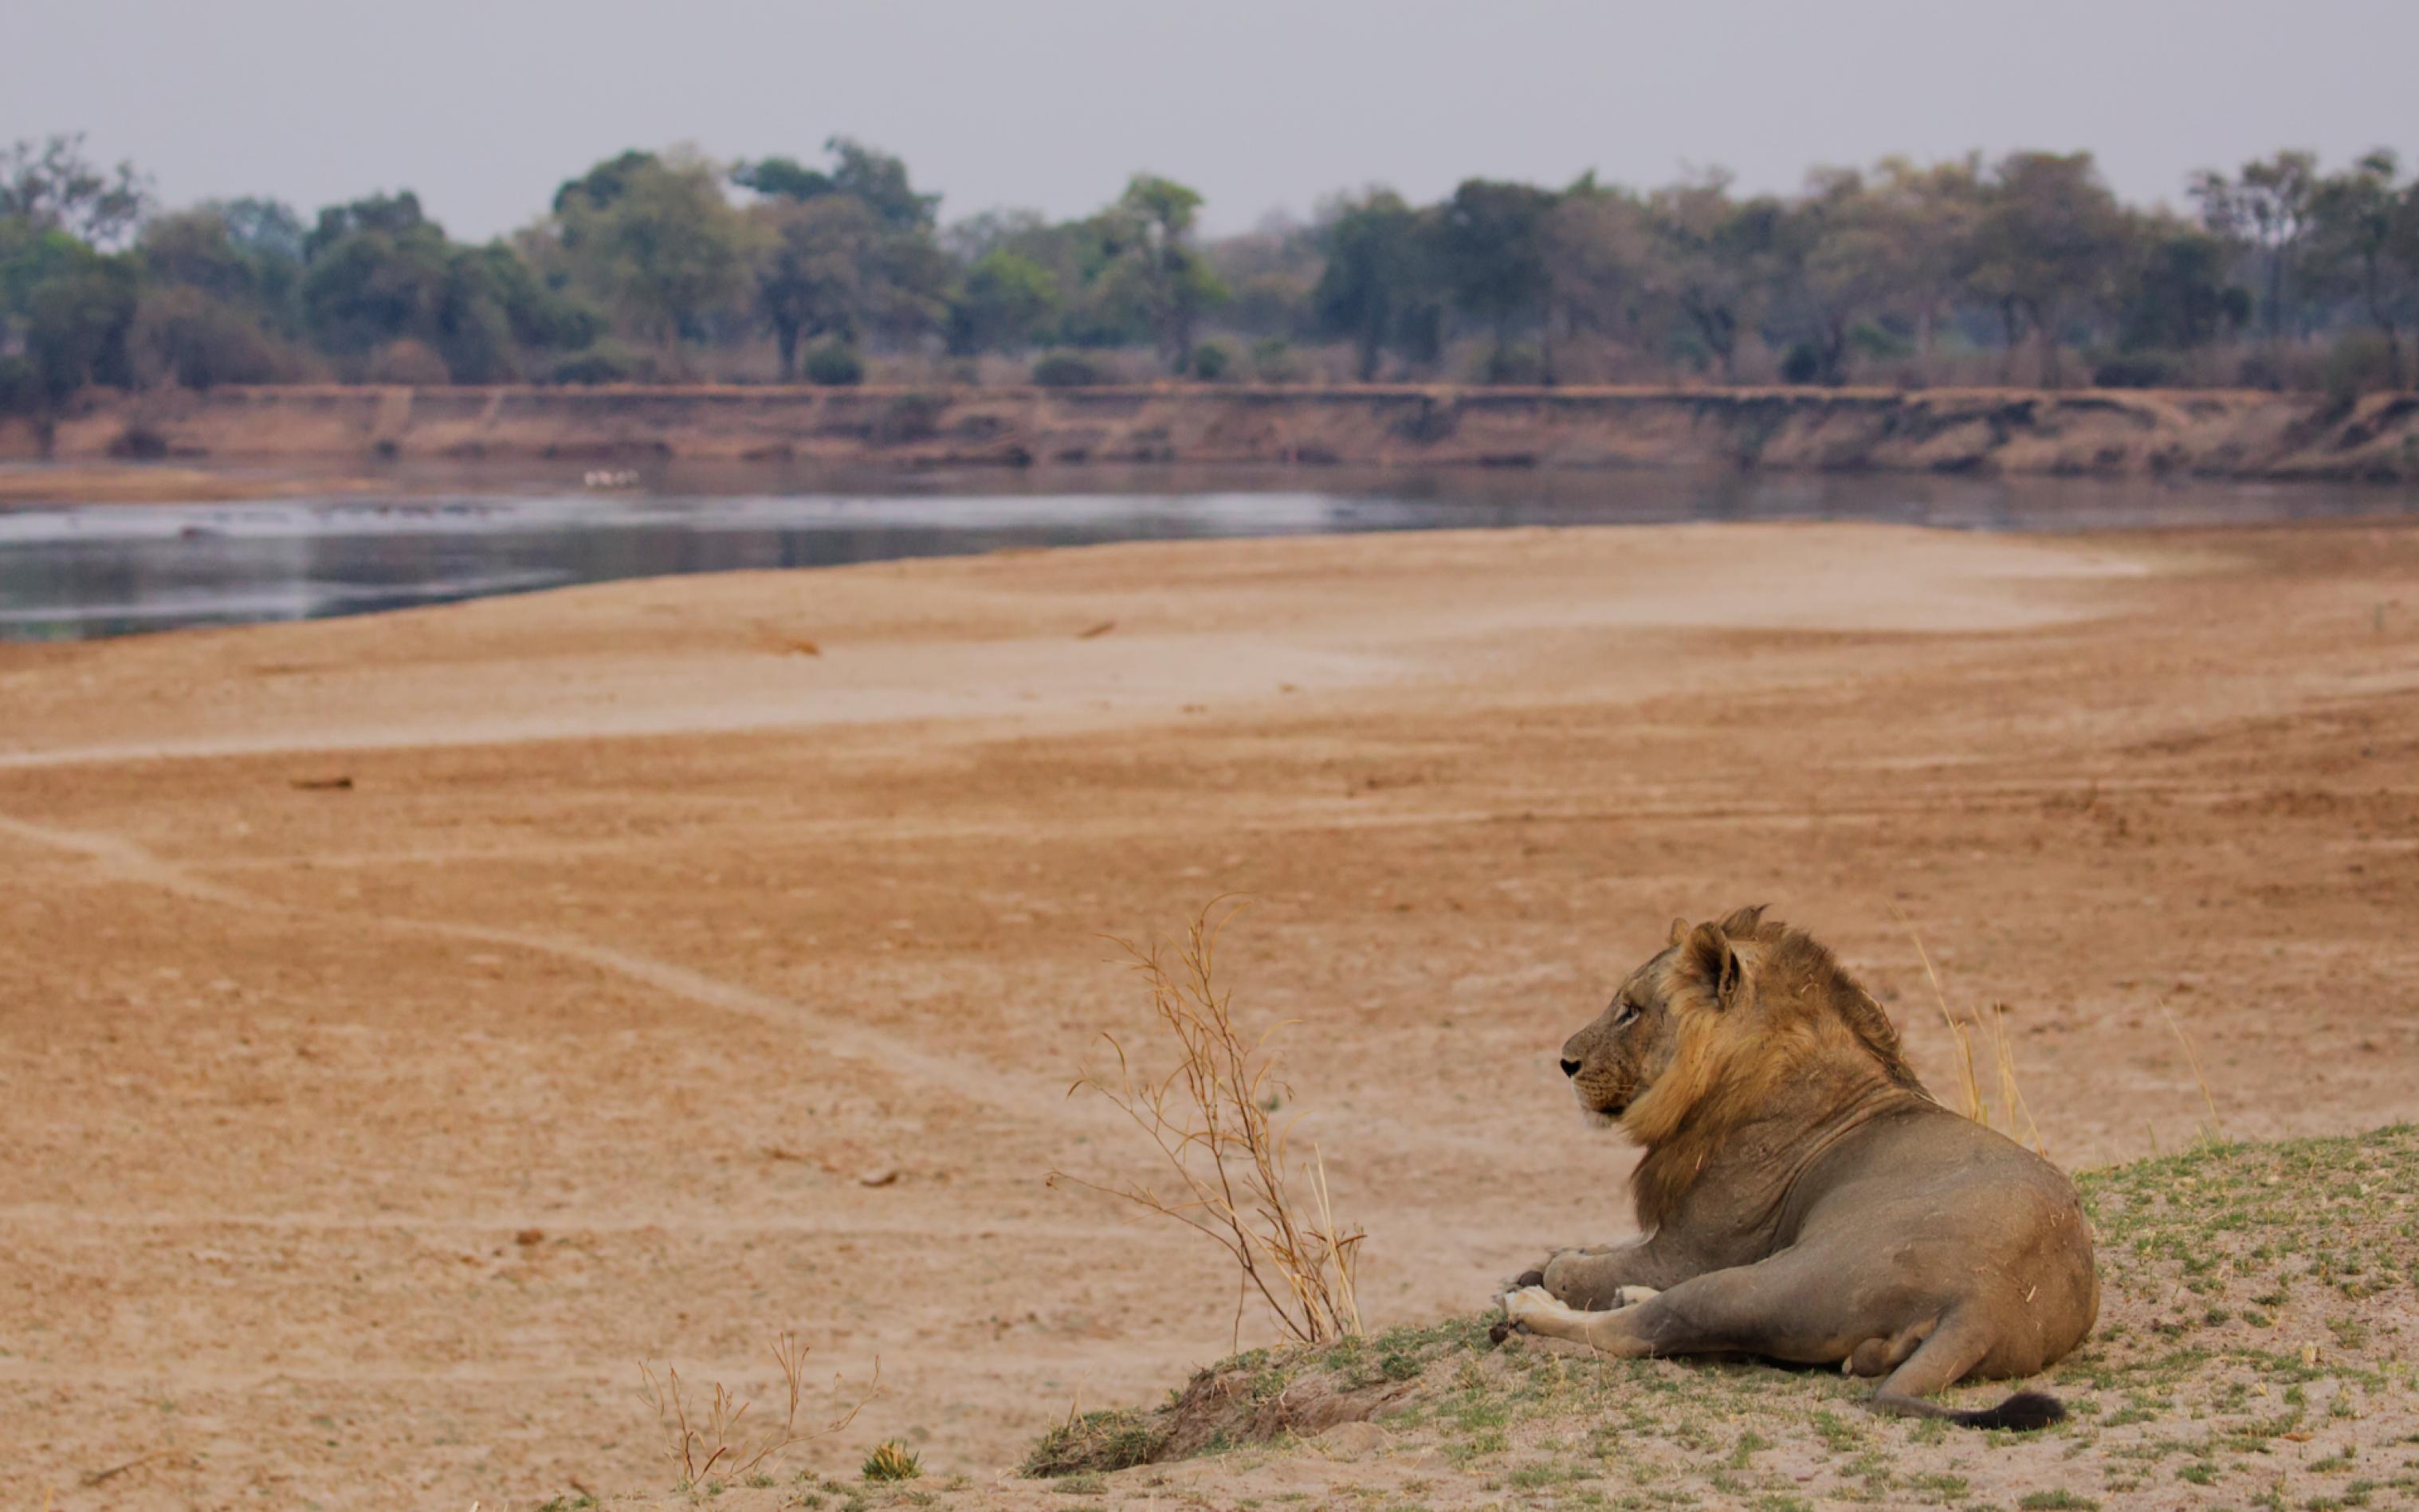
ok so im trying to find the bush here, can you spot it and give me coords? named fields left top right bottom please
left=803, top=339, right=863, bottom=387
left=1779, top=342, right=1824, bottom=385
left=130, top=288, right=309, bottom=389
left=366, top=338, right=451, bottom=386
left=1030, top=350, right=1108, bottom=387
left=1479, top=343, right=1542, bottom=386
left=550, top=339, right=650, bottom=385
left=2091, top=351, right=2183, bottom=389
left=2322, top=332, right=2397, bottom=406
left=1251, top=337, right=1299, bottom=383
left=1188, top=340, right=1232, bottom=381
left=0, top=355, right=41, bottom=417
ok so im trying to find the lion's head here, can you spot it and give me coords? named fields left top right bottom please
left=1561, top=906, right=1926, bottom=1170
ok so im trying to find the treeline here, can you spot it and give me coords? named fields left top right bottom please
left=4, top=132, right=2417, bottom=410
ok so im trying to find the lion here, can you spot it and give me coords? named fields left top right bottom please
left=1496, top=907, right=2097, bottom=1429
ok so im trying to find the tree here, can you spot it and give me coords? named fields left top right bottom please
left=1312, top=189, right=1434, bottom=380
left=2309, top=150, right=2416, bottom=388
left=1439, top=178, right=1557, bottom=374
left=947, top=249, right=1058, bottom=355
left=827, top=138, right=937, bottom=231
left=1965, top=152, right=2130, bottom=385
left=751, top=195, right=874, bottom=379
left=0, top=133, right=150, bottom=245
left=2192, top=151, right=2319, bottom=359
left=0, top=226, right=139, bottom=401
left=1536, top=179, right=1649, bottom=383
left=1096, top=175, right=1225, bottom=371
left=2112, top=218, right=2250, bottom=362
left=1863, top=156, right=1984, bottom=381
left=298, top=193, right=454, bottom=358
left=555, top=152, right=750, bottom=367
left=731, top=155, right=835, bottom=203
left=1646, top=174, right=1777, bottom=381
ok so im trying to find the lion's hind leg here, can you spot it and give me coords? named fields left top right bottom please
left=1866, top=1314, right=2065, bottom=1431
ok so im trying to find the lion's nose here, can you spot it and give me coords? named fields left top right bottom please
left=1559, top=1057, right=1583, bottom=1078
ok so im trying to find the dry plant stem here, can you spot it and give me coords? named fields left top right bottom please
left=638, top=1331, right=878, bottom=1486
left=1895, top=910, right=2044, bottom=1154
left=1050, top=902, right=1365, bottom=1345
left=2161, top=999, right=2225, bottom=1141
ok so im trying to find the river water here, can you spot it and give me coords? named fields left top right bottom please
left=3, top=463, right=2413, bottom=642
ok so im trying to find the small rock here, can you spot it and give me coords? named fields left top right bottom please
left=859, top=1168, right=900, bottom=1188
left=514, top=1228, right=545, bottom=1247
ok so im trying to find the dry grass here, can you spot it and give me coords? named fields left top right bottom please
left=637, top=1331, right=877, bottom=1487
left=1049, top=901, right=1365, bottom=1345
left=1896, top=910, right=2045, bottom=1154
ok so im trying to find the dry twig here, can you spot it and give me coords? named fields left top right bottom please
left=638, top=1330, right=878, bottom=1486
left=1050, top=901, right=1365, bottom=1346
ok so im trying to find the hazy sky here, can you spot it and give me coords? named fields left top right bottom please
left=10, top=0, right=2415, bottom=240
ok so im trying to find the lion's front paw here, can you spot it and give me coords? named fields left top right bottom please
left=1611, top=1285, right=1661, bottom=1310
left=1502, top=1284, right=1560, bottom=1331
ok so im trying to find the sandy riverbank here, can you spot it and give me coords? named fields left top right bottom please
left=5, top=520, right=2418, bottom=1507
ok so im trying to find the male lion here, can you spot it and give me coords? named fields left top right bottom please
left=1498, top=908, right=2097, bottom=1429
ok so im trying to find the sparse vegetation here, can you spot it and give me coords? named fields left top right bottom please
left=1049, top=903, right=1365, bottom=1346
left=861, top=1440, right=921, bottom=1482
left=638, top=1331, right=877, bottom=1488
left=1017, top=1126, right=2419, bottom=1509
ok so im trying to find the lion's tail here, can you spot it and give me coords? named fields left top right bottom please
left=1867, top=1388, right=2066, bottom=1432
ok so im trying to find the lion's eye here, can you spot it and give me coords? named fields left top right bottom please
left=1615, top=1003, right=1640, bottom=1028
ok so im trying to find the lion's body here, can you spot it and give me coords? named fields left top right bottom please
left=1503, top=909, right=2097, bottom=1428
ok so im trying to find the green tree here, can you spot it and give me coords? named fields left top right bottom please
left=1646, top=174, right=1777, bottom=381
left=2113, top=218, right=2250, bottom=361
left=1440, top=178, right=1557, bottom=374
left=1965, top=152, right=2130, bottom=384
left=1537, top=179, right=1648, bottom=383
left=731, top=155, right=835, bottom=203
left=947, top=248, right=1058, bottom=355
left=2309, top=150, right=2416, bottom=387
left=556, top=152, right=750, bottom=368
left=752, top=194, right=875, bottom=379
left=827, top=138, right=938, bottom=231
left=2191, top=150, right=2319, bottom=359
left=0, top=224, right=139, bottom=402
left=0, top=133, right=150, bottom=245
left=1312, top=189, right=1435, bottom=380
left=1096, top=175, right=1225, bottom=371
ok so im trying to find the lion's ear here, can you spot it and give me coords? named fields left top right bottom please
left=1667, top=917, right=1691, bottom=947
left=1682, top=921, right=1746, bottom=1008
left=1718, top=905, right=1767, bottom=939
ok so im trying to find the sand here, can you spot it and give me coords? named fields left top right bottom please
left=5, top=519, right=2418, bottom=1509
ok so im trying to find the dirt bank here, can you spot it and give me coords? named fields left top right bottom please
left=10, top=382, right=2418, bottom=481
left=6, top=520, right=2419, bottom=1510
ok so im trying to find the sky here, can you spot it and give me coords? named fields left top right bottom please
left=9, top=0, right=2416, bottom=241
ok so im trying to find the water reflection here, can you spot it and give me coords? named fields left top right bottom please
left=2, top=467, right=2413, bottom=642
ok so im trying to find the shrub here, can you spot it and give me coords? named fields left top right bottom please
left=2091, top=351, right=2183, bottom=389
left=803, top=339, right=864, bottom=387
left=0, top=355, right=41, bottom=417
left=1188, top=340, right=1232, bottom=381
left=130, top=288, right=309, bottom=389
left=861, top=1440, right=921, bottom=1482
left=550, top=339, right=649, bottom=386
left=1048, top=904, right=1365, bottom=1345
left=1251, top=336, right=1299, bottom=383
left=366, top=337, right=451, bottom=386
left=2322, top=332, right=2397, bottom=406
left=1030, top=350, right=1108, bottom=387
